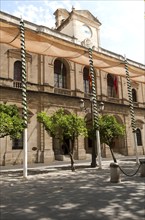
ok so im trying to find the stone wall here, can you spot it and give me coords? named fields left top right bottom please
left=0, top=43, right=145, bottom=165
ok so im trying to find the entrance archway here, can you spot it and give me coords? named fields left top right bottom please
left=112, top=115, right=126, bottom=155
left=52, top=109, right=71, bottom=160
left=84, top=113, right=95, bottom=154
left=62, top=137, right=70, bottom=155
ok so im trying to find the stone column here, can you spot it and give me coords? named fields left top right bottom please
left=142, top=123, right=145, bottom=154
left=125, top=115, right=134, bottom=156
left=77, top=136, right=86, bottom=160
left=44, top=57, right=54, bottom=93
left=43, top=129, right=54, bottom=163
left=0, top=136, right=12, bottom=165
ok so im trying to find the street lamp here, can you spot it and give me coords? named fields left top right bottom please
left=80, top=98, right=104, bottom=168
left=99, top=102, right=105, bottom=113
left=80, top=99, right=85, bottom=110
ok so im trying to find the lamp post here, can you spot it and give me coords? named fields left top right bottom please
left=80, top=98, right=104, bottom=168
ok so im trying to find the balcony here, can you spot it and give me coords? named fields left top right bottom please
left=54, top=87, right=71, bottom=96
left=13, top=81, right=22, bottom=88
left=108, top=97, right=120, bottom=103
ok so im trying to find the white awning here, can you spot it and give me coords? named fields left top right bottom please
left=0, top=19, right=145, bottom=83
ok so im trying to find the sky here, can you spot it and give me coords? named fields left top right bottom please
left=1, top=0, right=144, bottom=64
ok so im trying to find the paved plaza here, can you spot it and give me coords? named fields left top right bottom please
left=0, top=159, right=145, bottom=220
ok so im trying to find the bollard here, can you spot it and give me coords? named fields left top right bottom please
left=110, top=162, right=121, bottom=183
left=139, top=159, right=145, bottom=177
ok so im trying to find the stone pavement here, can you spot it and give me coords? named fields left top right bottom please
left=0, top=158, right=145, bottom=220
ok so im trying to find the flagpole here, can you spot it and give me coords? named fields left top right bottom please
left=88, top=48, right=102, bottom=169
left=124, top=56, right=139, bottom=164
left=20, top=18, right=28, bottom=178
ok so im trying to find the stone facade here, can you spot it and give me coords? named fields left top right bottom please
left=0, top=9, right=145, bottom=165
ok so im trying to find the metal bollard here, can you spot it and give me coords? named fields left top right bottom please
left=110, top=162, right=121, bottom=183
left=139, top=159, right=145, bottom=177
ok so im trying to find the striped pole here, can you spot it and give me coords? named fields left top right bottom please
left=124, top=57, right=139, bottom=164
left=88, top=48, right=102, bottom=169
left=20, top=18, right=28, bottom=178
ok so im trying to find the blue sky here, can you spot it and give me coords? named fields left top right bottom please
left=1, top=0, right=144, bottom=64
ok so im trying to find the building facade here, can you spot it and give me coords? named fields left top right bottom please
left=0, top=8, right=145, bottom=165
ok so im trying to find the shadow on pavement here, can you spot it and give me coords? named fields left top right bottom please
left=0, top=164, right=145, bottom=220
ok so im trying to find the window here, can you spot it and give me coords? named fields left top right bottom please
left=107, top=74, right=118, bottom=97
left=13, top=61, right=22, bottom=88
left=14, top=61, right=22, bottom=81
left=132, top=88, right=137, bottom=102
left=54, top=59, right=67, bottom=88
left=12, top=134, right=23, bottom=150
left=136, top=128, right=142, bottom=146
left=107, top=74, right=114, bottom=97
left=83, top=67, right=91, bottom=93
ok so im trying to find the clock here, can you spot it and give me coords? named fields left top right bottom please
left=81, top=25, right=92, bottom=38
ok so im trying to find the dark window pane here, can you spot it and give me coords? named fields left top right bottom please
left=14, top=61, right=22, bottom=81
left=54, top=59, right=67, bottom=88
left=107, top=74, right=115, bottom=97
left=83, top=67, right=91, bottom=93
left=132, top=89, right=137, bottom=102
left=107, top=74, right=114, bottom=86
left=136, top=128, right=142, bottom=146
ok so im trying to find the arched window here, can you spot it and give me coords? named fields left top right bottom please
left=54, top=59, right=67, bottom=88
left=132, top=88, right=137, bottom=102
left=136, top=128, right=142, bottom=146
left=83, top=66, right=91, bottom=93
left=14, top=61, right=22, bottom=81
left=107, top=74, right=114, bottom=97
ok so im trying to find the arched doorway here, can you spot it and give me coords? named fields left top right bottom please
left=84, top=113, right=94, bottom=155
left=62, top=137, right=70, bottom=155
left=52, top=109, right=71, bottom=161
left=112, top=115, right=126, bottom=155
left=136, top=120, right=144, bottom=155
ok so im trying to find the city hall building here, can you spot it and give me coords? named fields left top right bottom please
left=0, top=8, right=145, bottom=165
